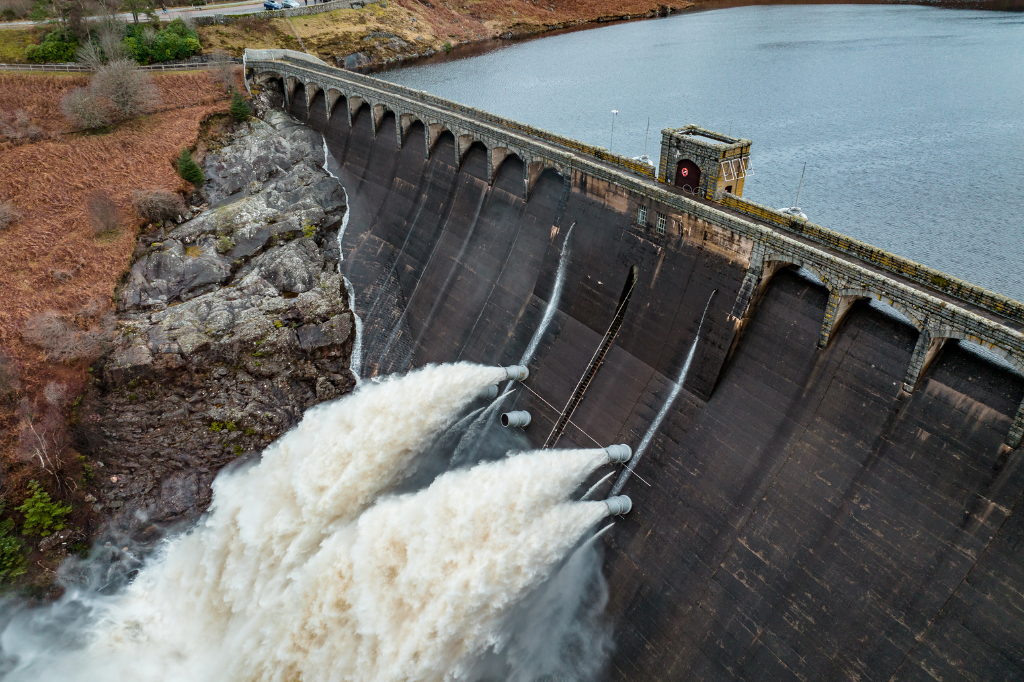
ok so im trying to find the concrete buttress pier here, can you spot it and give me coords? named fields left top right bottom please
left=249, top=51, right=1024, bottom=682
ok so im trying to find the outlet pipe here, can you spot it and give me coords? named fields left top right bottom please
left=481, top=385, right=499, bottom=399
left=604, top=444, right=632, bottom=463
left=604, top=495, right=632, bottom=516
left=501, top=411, right=531, bottom=428
left=500, top=365, right=529, bottom=381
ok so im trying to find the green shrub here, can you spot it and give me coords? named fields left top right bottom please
left=16, top=481, right=71, bottom=537
left=123, top=19, right=201, bottom=64
left=24, top=31, right=78, bottom=64
left=229, top=91, right=251, bottom=122
left=0, top=503, right=26, bottom=583
left=177, top=148, right=204, bottom=186
left=443, top=41, right=453, bottom=53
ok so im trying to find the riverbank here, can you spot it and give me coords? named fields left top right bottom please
left=2, top=0, right=1017, bottom=67
left=195, top=0, right=1021, bottom=70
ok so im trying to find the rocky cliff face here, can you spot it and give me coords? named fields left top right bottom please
left=76, top=110, right=355, bottom=538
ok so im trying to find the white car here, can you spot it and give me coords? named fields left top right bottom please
left=280, top=0, right=301, bottom=7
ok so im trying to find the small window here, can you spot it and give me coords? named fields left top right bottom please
left=725, top=185, right=733, bottom=194
left=637, top=205, right=647, bottom=225
left=656, top=213, right=667, bottom=235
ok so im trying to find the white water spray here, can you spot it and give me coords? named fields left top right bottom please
left=611, top=291, right=716, bottom=495
left=518, top=222, right=575, bottom=371
left=2, top=364, right=622, bottom=681
left=322, top=134, right=364, bottom=381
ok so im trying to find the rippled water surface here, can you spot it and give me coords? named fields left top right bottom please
left=379, top=5, right=1024, bottom=299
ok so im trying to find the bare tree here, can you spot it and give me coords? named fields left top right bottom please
left=96, top=17, right=128, bottom=62
left=76, top=40, right=106, bottom=70
left=210, top=53, right=236, bottom=91
left=62, top=87, right=110, bottom=129
left=92, top=59, right=158, bottom=120
left=77, top=18, right=128, bottom=70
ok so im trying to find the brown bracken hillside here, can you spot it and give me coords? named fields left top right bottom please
left=0, top=69, right=234, bottom=588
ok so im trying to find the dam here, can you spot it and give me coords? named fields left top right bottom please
left=248, top=49, right=1024, bottom=681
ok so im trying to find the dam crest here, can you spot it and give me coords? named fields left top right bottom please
left=247, top=49, right=1024, bottom=682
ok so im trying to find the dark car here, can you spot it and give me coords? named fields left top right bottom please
left=263, top=1, right=283, bottom=9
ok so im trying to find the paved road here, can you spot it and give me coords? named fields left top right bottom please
left=0, top=0, right=291, bottom=29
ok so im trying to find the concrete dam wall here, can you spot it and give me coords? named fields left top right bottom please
left=250, top=53, right=1024, bottom=681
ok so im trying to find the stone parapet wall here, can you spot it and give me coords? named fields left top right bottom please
left=251, top=53, right=1024, bottom=446
left=265, top=56, right=657, bottom=179
left=719, top=192, right=1024, bottom=328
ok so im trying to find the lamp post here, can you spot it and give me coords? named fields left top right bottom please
left=609, top=109, right=618, bottom=152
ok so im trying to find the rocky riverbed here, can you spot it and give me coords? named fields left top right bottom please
left=74, top=108, right=356, bottom=541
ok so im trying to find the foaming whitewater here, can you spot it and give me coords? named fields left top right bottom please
left=322, top=134, right=364, bottom=381
left=1, top=363, right=619, bottom=681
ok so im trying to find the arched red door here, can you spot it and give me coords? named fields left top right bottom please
left=675, top=159, right=701, bottom=193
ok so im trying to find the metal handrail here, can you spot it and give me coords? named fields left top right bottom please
left=0, top=58, right=242, bottom=73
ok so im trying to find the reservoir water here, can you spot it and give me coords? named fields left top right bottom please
left=379, top=5, right=1024, bottom=300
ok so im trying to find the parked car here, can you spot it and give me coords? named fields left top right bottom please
left=281, top=0, right=301, bottom=7
left=263, top=1, right=283, bottom=9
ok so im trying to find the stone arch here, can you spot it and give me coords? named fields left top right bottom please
left=370, top=103, right=390, bottom=137
left=283, top=76, right=299, bottom=107
left=303, top=81, right=322, bottom=110
left=926, top=330, right=1024, bottom=375
left=488, top=147, right=522, bottom=186
left=761, top=255, right=830, bottom=292
left=526, top=160, right=563, bottom=201
left=347, top=95, right=367, bottom=129
left=328, top=92, right=347, bottom=121
left=834, top=288, right=925, bottom=331
left=375, top=109, right=399, bottom=148
left=289, top=81, right=308, bottom=121
left=324, top=88, right=344, bottom=120
left=815, top=286, right=929, bottom=350
left=398, top=112, right=424, bottom=149
left=429, top=129, right=457, bottom=164
left=426, top=123, right=453, bottom=158
left=456, top=133, right=483, bottom=169
left=253, top=71, right=284, bottom=88
left=306, top=88, right=329, bottom=132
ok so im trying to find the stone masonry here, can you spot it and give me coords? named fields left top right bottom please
left=245, top=50, right=1024, bottom=448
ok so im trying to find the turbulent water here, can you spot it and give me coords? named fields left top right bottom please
left=0, top=364, right=620, bottom=681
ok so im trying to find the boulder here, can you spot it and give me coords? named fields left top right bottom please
left=80, top=107, right=358, bottom=538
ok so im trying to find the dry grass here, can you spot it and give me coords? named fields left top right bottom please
left=0, top=73, right=90, bottom=141
left=198, top=0, right=677, bottom=64
left=132, top=188, right=187, bottom=222
left=0, top=69, right=232, bottom=493
left=0, top=70, right=243, bottom=147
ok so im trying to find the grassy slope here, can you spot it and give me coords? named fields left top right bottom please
left=0, top=26, right=41, bottom=63
left=198, top=0, right=686, bottom=64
